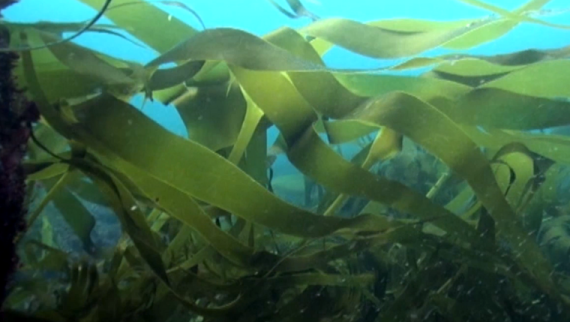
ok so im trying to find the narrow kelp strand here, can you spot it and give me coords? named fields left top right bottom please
left=0, top=0, right=113, bottom=52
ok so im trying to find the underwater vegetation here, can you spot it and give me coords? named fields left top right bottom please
left=2, top=0, right=570, bottom=321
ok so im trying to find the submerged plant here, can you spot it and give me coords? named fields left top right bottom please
left=2, top=0, right=570, bottom=321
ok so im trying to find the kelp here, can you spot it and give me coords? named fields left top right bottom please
left=267, top=0, right=319, bottom=21
left=0, top=0, right=113, bottom=52
left=4, top=0, right=570, bottom=321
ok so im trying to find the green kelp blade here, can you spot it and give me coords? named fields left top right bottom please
left=335, top=73, right=471, bottom=101
left=64, top=94, right=400, bottom=238
left=16, top=64, right=105, bottom=104
left=173, top=81, right=247, bottom=151
left=517, top=0, right=553, bottom=13
left=64, top=175, right=109, bottom=206
left=147, top=60, right=205, bottom=91
left=481, top=60, right=570, bottom=98
left=17, top=33, right=108, bottom=104
left=3, top=19, right=145, bottom=51
left=322, top=128, right=402, bottom=217
left=444, top=0, right=553, bottom=49
left=40, top=216, right=56, bottom=249
left=311, top=42, right=570, bottom=79
left=425, top=69, right=508, bottom=88
left=106, top=0, right=206, bottom=30
left=151, top=60, right=232, bottom=105
left=38, top=32, right=140, bottom=89
left=491, top=143, right=555, bottom=216
left=102, top=158, right=257, bottom=268
left=307, top=18, right=478, bottom=57
left=75, top=160, right=170, bottom=285
left=237, top=111, right=269, bottom=186
left=230, top=49, right=558, bottom=300
left=78, top=0, right=198, bottom=53
left=143, top=24, right=570, bottom=105
left=66, top=164, right=238, bottom=316
left=145, top=18, right=494, bottom=75
left=264, top=27, right=367, bottom=119
left=341, top=92, right=560, bottom=297
left=28, top=123, right=69, bottom=160
left=368, top=17, right=475, bottom=32
left=430, top=88, right=570, bottom=131
left=145, top=28, right=325, bottom=71
left=2, top=21, right=122, bottom=36
left=432, top=45, right=570, bottom=77
left=227, top=95, right=265, bottom=165
left=43, top=174, right=97, bottom=253
left=57, top=95, right=418, bottom=280
left=283, top=124, right=480, bottom=243
left=23, top=169, right=95, bottom=261
left=229, top=66, right=482, bottom=246
left=27, top=171, right=73, bottom=229
left=298, top=17, right=495, bottom=59
left=464, top=128, right=570, bottom=167
left=456, top=0, right=570, bottom=30
left=321, top=120, right=377, bottom=145
left=433, top=59, right=524, bottom=77
left=443, top=21, right=515, bottom=51
left=25, top=161, right=69, bottom=181
left=264, top=26, right=564, bottom=133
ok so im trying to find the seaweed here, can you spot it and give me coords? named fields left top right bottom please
left=3, top=0, right=570, bottom=321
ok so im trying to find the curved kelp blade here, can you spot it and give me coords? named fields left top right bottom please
left=145, top=18, right=496, bottom=74
left=298, top=17, right=495, bottom=59
left=172, top=81, right=247, bottom=151
left=456, top=0, right=570, bottom=30
left=443, top=0, right=556, bottom=49
left=105, top=0, right=206, bottom=30
left=43, top=174, right=97, bottom=253
left=346, top=93, right=561, bottom=294
left=481, top=60, right=570, bottom=98
left=491, top=143, right=554, bottom=216
left=334, top=43, right=570, bottom=74
left=264, top=27, right=367, bottom=119
left=16, top=29, right=145, bottom=103
left=434, top=45, right=570, bottom=75
left=145, top=28, right=325, bottom=71
left=76, top=160, right=171, bottom=285
left=78, top=0, right=198, bottom=53
left=229, top=65, right=482, bottom=245
left=59, top=94, right=400, bottom=238
left=25, top=161, right=69, bottom=181
left=1, top=20, right=143, bottom=48
left=231, top=61, right=562, bottom=301
left=430, top=88, right=570, bottom=131
left=38, top=32, right=141, bottom=91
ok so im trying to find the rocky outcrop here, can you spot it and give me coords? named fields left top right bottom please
left=0, top=0, right=39, bottom=308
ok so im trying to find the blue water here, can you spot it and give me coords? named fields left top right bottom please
left=5, top=0, right=570, bottom=174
